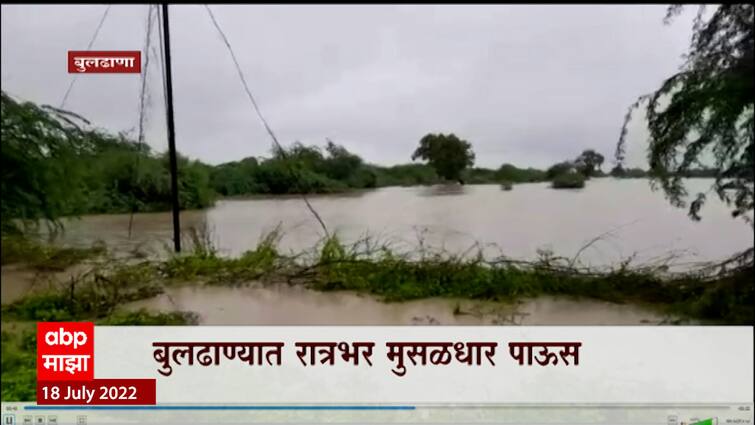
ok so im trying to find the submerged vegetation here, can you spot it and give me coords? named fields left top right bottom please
left=1, top=233, right=105, bottom=270
left=3, top=230, right=752, bottom=326
left=551, top=171, right=587, bottom=189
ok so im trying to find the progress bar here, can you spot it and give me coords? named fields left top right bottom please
left=24, top=405, right=417, bottom=411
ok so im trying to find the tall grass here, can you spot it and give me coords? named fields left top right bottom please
left=2, top=228, right=753, bottom=324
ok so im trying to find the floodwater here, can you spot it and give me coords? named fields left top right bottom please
left=122, top=283, right=683, bottom=325
left=3, top=178, right=747, bottom=324
left=53, top=178, right=751, bottom=267
left=0, top=266, right=682, bottom=325
left=0, top=263, right=91, bottom=304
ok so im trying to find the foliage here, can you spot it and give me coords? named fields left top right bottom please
left=1, top=262, right=162, bottom=321
left=1, top=329, right=36, bottom=401
left=411, top=133, right=475, bottom=181
left=1, top=234, right=105, bottom=270
left=210, top=157, right=261, bottom=196
left=2, top=92, right=555, bottom=219
left=1, top=91, right=214, bottom=231
left=1, top=92, right=92, bottom=232
left=495, top=163, right=547, bottom=183
left=163, top=227, right=282, bottom=284
left=617, top=4, right=754, bottom=222
left=546, top=161, right=575, bottom=180
left=373, top=164, right=440, bottom=186
left=574, top=149, right=605, bottom=178
left=610, top=164, right=650, bottom=178
left=209, top=141, right=377, bottom=196
left=463, top=167, right=498, bottom=184
left=303, top=237, right=753, bottom=323
left=551, top=171, right=586, bottom=189
left=97, top=309, right=198, bottom=325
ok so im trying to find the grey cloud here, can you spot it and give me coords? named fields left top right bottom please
left=1, top=4, right=696, bottom=169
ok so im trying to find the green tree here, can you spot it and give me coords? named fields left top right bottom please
left=495, top=163, right=547, bottom=183
left=574, top=149, right=605, bottom=178
left=210, top=157, right=260, bottom=196
left=1, top=92, right=91, bottom=232
left=411, top=133, right=475, bottom=182
left=610, top=164, right=626, bottom=177
left=323, top=140, right=363, bottom=181
left=1, top=91, right=215, bottom=227
left=545, top=161, right=575, bottom=180
left=617, top=4, right=754, bottom=222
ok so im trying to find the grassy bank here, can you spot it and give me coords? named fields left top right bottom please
left=1, top=234, right=105, bottom=271
left=4, top=233, right=752, bottom=324
left=2, top=234, right=752, bottom=400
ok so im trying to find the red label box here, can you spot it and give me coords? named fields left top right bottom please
left=67, top=50, right=141, bottom=73
left=36, top=322, right=157, bottom=405
left=37, top=379, right=157, bottom=405
left=37, top=322, right=94, bottom=381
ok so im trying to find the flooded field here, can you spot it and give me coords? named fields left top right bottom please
left=122, top=283, right=684, bottom=325
left=52, top=179, right=752, bottom=267
left=3, top=178, right=744, bottom=325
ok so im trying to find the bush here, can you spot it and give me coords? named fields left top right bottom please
left=496, top=164, right=547, bottom=183
left=546, top=162, right=576, bottom=180
left=551, top=172, right=586, bottom=189
left=98, top=309, right=199, bottom=325
left=1, top=234, right=105, bottom=269
left=1, top=330, right=37, bottom=401
left=374, top=164, right=439, bottom=187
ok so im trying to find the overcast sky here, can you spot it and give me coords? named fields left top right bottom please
left=1, top=4, right=697, bottom=168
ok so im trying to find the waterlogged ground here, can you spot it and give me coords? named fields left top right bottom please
left=52, top=179, right=752, bottom=268
left=0, top=263, right=92, bottom=304
left=122, top=283, right=687, bottom=325
left=0, top=263, right=688, bottom=325
left=3, top=178, right=745, bottom=325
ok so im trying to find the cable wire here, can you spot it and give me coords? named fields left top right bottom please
left=128, top=4, right=157, bottom=239
left=60, top=5, right=112, bottom=108
left=203, top=4, right=330, bottom=237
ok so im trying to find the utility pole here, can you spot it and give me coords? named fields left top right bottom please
left=161, top=3, right=181, bottom=252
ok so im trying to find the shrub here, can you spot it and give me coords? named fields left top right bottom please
left=551, top=172, right=586, bottom=189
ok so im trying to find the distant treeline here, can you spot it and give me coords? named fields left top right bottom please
left=0, top=91, right=717, bottom=227
left=210, top=144, right=553, bottom=197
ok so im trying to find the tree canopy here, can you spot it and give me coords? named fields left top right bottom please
left=574, top=149, right=605, bottom=178
left=546, top=161, right=575, bottom=180
left=411, top=133, right=475, bottom=182
left=617, top=4, right=754, bottom=223
left=1, top=91, right=213, bottom=233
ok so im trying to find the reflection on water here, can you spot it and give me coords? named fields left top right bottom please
left=123, top=283, right=681, bottom=325
left=49, top=179, right=751, bottom=267
left=1, top=263, right=92, bottom=304
left=417, top=184, right=468, bottom=197
left=1, top=265, right=685, bottom=325
left=5, top=179, right=741, bottom=325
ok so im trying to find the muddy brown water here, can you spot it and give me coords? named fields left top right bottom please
left=122, top=283, right=685, bottom=325
left=50, top=179, right=751, bottom=267
left=1, top=263, right=686, bottom=325
left=3, top=179, right=745, bottom=324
